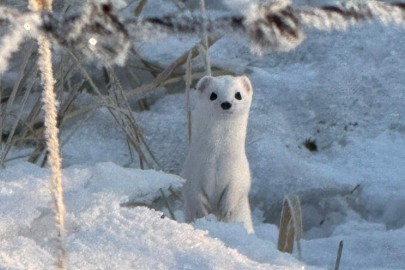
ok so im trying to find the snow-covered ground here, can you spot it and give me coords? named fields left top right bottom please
left=2, top=0, right=405, bottom=269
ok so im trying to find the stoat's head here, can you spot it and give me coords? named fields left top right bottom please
left=196, top=75, right=253, bottom=118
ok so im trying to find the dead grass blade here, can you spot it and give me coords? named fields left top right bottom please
left=278, top=194, right=303, bottom=260
left=0, top=67, right=39, bottom=166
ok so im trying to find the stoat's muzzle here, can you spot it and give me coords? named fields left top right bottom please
left=221, top=102, right=232, bottom=110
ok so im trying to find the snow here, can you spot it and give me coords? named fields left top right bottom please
left=0, top=162, right=308, bottom=270
left=2, top=0, right=405, bottom=269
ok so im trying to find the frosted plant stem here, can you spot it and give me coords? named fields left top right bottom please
left=200, top=0, right=211, bottom=76
left=30, top=0, right=67, bottom=269
left=38, top=32, right=68, bottom=270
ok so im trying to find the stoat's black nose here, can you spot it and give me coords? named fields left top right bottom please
left=221, top=102, right=232, bottom=110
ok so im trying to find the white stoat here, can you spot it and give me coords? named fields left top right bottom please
left=181, top=75, right=254, bottom=234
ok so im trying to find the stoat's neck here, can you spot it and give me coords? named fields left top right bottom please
left=190, top=108, right=248, bottom=154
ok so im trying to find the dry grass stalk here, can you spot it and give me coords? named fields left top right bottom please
left=38, top=32, right=68, bottom=270
left=277, top=194, right=303, bottom=260
left=334, top=240, right=344, bottom=270
left=0, top=67, right=39, bottom=165
left=1, top=44, right=35, bottom=126
left=0, top=74, right=3, bottom=162
left=159, top=188, right=176, bottom=220
left=185, top=50, right=193, bottom=143
left=22, top=56, right=77, bottom=164
left=64, top=38, right=220, bottom=122
left=0, top=45, right=36, bottom=164
left=30, top=0, right=67, bottom=268
left=66, top=49, right=158, bottom=169
left=19, top=95, right=44, bottom=146
left=200, top=0, right=211, bottom=76
left=134, top=0, right=149, bottom=16
left=107, top=66, right=161, bottom=169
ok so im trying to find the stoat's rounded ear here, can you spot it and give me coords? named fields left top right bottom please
left=239, top=76, right=253, bottom=93
left=196, top=76, right=213, bottom=92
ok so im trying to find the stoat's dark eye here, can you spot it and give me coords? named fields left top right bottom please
left=210, top=92, right=217, bottom=101
left=235, top=92, right=242, bottom=100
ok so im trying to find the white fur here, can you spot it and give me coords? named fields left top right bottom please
left=181, top=75, right=254, bottom=234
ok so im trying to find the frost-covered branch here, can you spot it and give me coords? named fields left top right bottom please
left=0, top=0, right=130, bottom=68
left=141, top=0, right=405, bottom=52
left=2, top=0, right=405, bottom=69
left=41, top=1, right=130, bottom=65
left=0, top=8, right=40, bottom=74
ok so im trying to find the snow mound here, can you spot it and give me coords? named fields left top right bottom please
left=0, top=161, right=309, bottom=270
